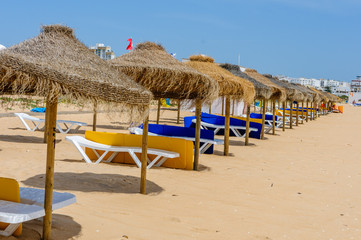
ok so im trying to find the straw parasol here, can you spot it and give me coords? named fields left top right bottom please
left=185, top=55, right=256, bottom=153
left=110, top=42, right=218, bottom=101
left=0, top=25, right=153, bottom=239
left=185, top=55, right=255, bottom=103
left=220, top=63, right=273, bottom=100
left=263, top=74, right=304, bottom=102
left=110, top=42, right=219, bottom=170
left=243, top=69, right=287, bottom=102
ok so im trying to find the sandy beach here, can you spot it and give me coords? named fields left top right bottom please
left=0, top=103, right=360, bottom=240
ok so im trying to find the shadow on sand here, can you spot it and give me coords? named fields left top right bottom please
left=22, top=172, right=163, bottom=195
left=0, top=135, right=61, bottom=144
left=4, top=214, right=82, bottom=240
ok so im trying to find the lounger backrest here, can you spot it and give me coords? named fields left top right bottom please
left=0, top=177, right=22, bottom=236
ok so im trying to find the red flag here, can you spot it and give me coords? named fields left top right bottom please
left=126, top=38, right=133, bottom=50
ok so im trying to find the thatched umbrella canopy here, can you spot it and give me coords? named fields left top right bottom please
left=185, top=55, right=255, bottom=154
left=289, top=83, right=314, bottom=102
left=263, top=74, right=304, bottom=102
left=110, top=42, right=218, bottom=101
left=220, top=63, right=273, bottom=100
left=0, top=25, right=152, bottom=113
left=243, top=69, right=287, bottom=102
left=310, top=88, right=329, bottom=103
left=185, top=55, right=255, bottom=104
left=0, top=25, right=153, bottom=239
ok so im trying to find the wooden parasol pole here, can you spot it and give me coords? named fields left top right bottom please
left=92, top=101, right=97, bottom=131
left=261, top=99, right=266, bottom=139
left=301, top=102, right=304, bottom=124
left=156, top=99, right=161, bottom=124
left=193, top=99, right=202, bottom=170
left=282, top=101, right=286, bottom=131
left=42, top=97, right=58, bottom=240
left=224, top=96, right=231, bottom=156
left=272, top=100, right=276, bottom=135
left=176, top=99, right=181, bottom=124
left=140, top=114, right=149, bottom=194
left=296, top=102, right=299, bottom=126
left=306, top=101, right=309, bottom=122
left=43, top=95, right=50, bottom=143
left=245, top=103, right=250, bottom=146
left=290, top=101, right=293, bottom=129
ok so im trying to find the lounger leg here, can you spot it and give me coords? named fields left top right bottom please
left=213, top=128, right=221, bottom=135
left=230, top=128, right=241, bottom=137
left=200, top=143, right=212, bottom=154
left=147, top=155, right=162, bottom=169
left=128, top=150, right=142, bottom=168
left=72, top=141, right=96, bottom=164
left=0, top=223, right=20, bottom=237
left=154, top=157, right=169, bottom=167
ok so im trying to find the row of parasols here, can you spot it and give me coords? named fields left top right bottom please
left=0, top=25, right=340, bottom=239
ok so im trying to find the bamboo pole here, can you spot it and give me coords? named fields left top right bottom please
left=92, top=101, right=97, bottom=131
left=261, top=99, right=266, bottom=139
left=140, top=115, right=149, bottom=194
left=290, top=101, right=293, bottom=129
left=176, top=99, right=181, bottom=124
left=296, top=102, right=299, bottom=126
left=224, top=96, right=230, bottom=156
left=156, top=99, right=161, bottom=124
left=245, top=104, right=250, bottom=146
left=193, top=99, right=202, bottom=170
left=43, top=95, right=50, bottom=143
left=42, top=98, right=58, bottom=240
left=306, top=101, right=309, bottom=122
left=301, top=102, right=304, bottom=124
left=282, top=102, right=286, bottom=131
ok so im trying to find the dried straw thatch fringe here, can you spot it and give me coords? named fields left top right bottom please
left=263, top=74, right=304, bottom=102
left=220, top=63, right=273, bottom=100
left=185, top=55, right=256, bottom=104
left=0, top=25, right=152, bottom=121
left=243, top=69, right=287, bottom=102
left=110, top=42, right=219, bottom=102
left=309, top=87, right=329, bottom=103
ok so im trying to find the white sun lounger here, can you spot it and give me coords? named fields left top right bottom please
left=191, top=119, right=258, bottom=138
left=129, top=127, right=224, bottom=154
left=66, top=136, right=179, bottom=169
left=0, top=188, right=76, bottom=237
left=14, top=113, right=87, bottom=133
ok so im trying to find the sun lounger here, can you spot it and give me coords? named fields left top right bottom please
left=14, top=113, right=87, bottom=133
left=191, top=119, right=258, bottom=138
left=66, top=136, right=179, bottom=169
left=0, top=177, right=76, bottom=237
left=130, top=127, right=224, bottom=154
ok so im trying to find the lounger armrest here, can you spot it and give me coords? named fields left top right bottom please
left=0, top=200, right=44, bottom=224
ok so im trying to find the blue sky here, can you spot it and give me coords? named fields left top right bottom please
left=1, top=0, right=360, bottom=82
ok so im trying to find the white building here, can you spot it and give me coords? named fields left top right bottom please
left=0, top=44, right=6, bottom=51
left=89, top=43, right=115, bottom=60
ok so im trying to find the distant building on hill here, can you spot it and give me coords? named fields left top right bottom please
left=0, top=44, right=6, bottom=51
left=89, top=43, right=115, bottom=60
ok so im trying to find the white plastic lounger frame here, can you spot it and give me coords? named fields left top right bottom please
left=130, top=127, right=224, bottom=154
left=0, top=188, right=76, bottom=237
left=14, top=113, right=87, bottom=133
left=66, top=136, right=179, bottom=169
left=191, top=119, right=258, bottom=138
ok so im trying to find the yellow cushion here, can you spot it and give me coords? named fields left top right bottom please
left=84, top=131, right=194, bottom=170
left=230, top=115, right=263, bottom=124
left=0, top=177, right=22, bottom=236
